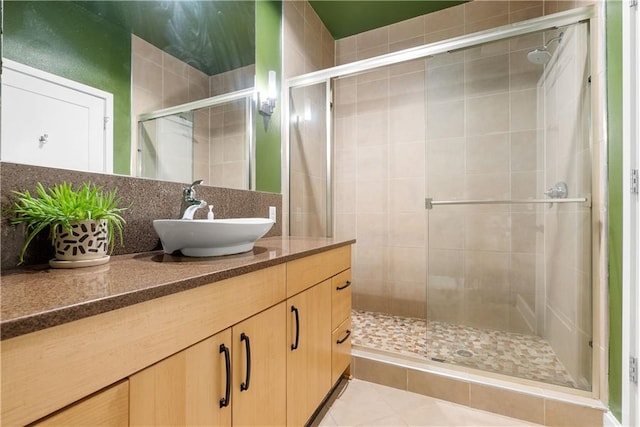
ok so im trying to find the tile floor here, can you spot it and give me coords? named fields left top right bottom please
left=317, top=379, right=542, bottom=426
left=352, top=310, right=583, bottom=390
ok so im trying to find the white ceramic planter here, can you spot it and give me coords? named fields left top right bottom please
left=53, top=219, right=109, bottom=261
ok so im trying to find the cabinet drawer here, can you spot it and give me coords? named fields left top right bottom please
left=286, top=246, right=351, bottom=297
left=331, top=318, right=352, bottom=386
left=331, top=269, right=352, bottom=330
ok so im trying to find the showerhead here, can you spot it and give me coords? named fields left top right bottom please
left=527, top=48, right=552, bottom=65
left=526, top=32, right=564, bottom=65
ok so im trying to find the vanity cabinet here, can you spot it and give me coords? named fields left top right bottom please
left=285, top=245, right=352, bottom=426
left=33, top=381, right=129, bottom=427
left=286, top=279, right=332, bottom=426
left=129, top=303, right=287, bottom=427
left=2, top=244, right=352, bottom=427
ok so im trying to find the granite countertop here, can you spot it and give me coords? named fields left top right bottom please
left=1, top=236, right=355, bottom=340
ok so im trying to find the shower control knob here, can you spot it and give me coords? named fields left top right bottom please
left=544, top=181, right=568, bottom=199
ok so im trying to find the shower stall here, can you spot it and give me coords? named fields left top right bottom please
left=288, top=8, right=596, bottom=393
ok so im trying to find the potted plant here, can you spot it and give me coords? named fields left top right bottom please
left=10, top=182, right=129, bottom=267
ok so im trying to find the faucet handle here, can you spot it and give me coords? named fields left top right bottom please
left=184, top=179, right=204, bottom=199
left=185, top=179, right=204, bottom=190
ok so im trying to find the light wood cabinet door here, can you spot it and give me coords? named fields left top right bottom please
left=232, top=302, right=287, bottom=427
left=33, top=381, right=128, bottom=427
left=331, top=269, right=352, bottom=330
left=286, top=280, right=332, bottom=426
left=332, top=318, right=352, bottom=385
left=129, top=329, right=233, bottom=427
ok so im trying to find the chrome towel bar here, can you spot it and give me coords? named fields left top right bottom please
left=425, top=196, right=591, bottom=209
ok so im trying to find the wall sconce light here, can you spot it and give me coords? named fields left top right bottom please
left=258, top=70, right=277, bottom=116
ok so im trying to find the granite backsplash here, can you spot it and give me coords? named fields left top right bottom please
left=0, top=162, right=282, bottom=270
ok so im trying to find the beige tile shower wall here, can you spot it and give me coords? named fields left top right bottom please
left=541, top=23, right=592, bottom=389
left=132, top=36, right=210, bottom=113
left=132, top=35, right=209, bottom=179
left=289, top=84, right=328, bottom=237
left=284, top=1, right=335, bottom=236
left=203, top=99, right=249, bottom=191
left=209, top=65, right=255, bottom=96
left=334, top=0, right=598, bottom=329
left=283, top=1, right=334, bottom=79
left=333, top=61, right=428, bottom=319
left=335, top=1, right=543, bottom=322
left=198, top=65, right=254, bottom=189
left=424, top=33, right=547, bottom=334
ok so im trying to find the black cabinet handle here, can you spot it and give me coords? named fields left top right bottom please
left=336, top=280, right=351, bottom=291
left=219, top=343, right=231, bottom=408
left=337, top=329, right=351, bottom=344
left=240, top=333, right=251, bottom=391
left=291, top=305, right=300, bottom=351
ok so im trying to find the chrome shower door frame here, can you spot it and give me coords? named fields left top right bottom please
left=285, top=4, right=601, bottom=397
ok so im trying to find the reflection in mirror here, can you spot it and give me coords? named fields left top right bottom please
left=138, top=90, right=254, bottom=190
left=2, top=0, right=256, bottom=190
left=139, top=113, right=194, bottom=185
left=75, top=1, right=255, bottom=76
left=132, top=35, right=255, bottom=190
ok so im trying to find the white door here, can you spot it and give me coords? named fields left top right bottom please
left=1, top=59, right=113, bottom=173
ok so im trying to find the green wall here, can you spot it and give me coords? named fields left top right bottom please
left=4, top=1, right=132, bottom=175
left=606, top=0, right=623, bottom=421
left=255, top=0, right=283, bottom=193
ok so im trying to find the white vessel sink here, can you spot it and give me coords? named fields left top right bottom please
left=153, top=218, right=274, bottom=257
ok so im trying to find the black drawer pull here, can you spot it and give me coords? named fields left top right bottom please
left=219, top=343, right=231, bottom=408
left=337, top=329, right=351, bottom=344
left=336, top=280, right=351, bottom=291
left=240, top=333, right=251, bottom=391
left=291, top=305, right=300, bottom=350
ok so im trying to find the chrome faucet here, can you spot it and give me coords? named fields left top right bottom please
left=180, top=179, right=207, bottom=220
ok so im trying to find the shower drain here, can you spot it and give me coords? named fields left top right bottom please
left=456, top=349, right=474, bottom=358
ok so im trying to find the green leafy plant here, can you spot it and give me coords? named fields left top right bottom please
left=10, top=182, right=129, bottom=264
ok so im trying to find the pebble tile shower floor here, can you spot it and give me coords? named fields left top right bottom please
left=351, top=310, right=582, bottom=389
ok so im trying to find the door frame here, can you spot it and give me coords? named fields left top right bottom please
left=621, top=1, right=640, bottom=425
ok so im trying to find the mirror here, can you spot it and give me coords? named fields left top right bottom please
left=2, top=0, right=259, bottom=190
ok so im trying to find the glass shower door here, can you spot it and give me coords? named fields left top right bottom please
left=289, top=81, right=331, bottom=237
left=137, top=94, right=254, bottom=190
left=139, top=112, right=194, bottom=183
left=424, top=22, right=592, bottom=391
